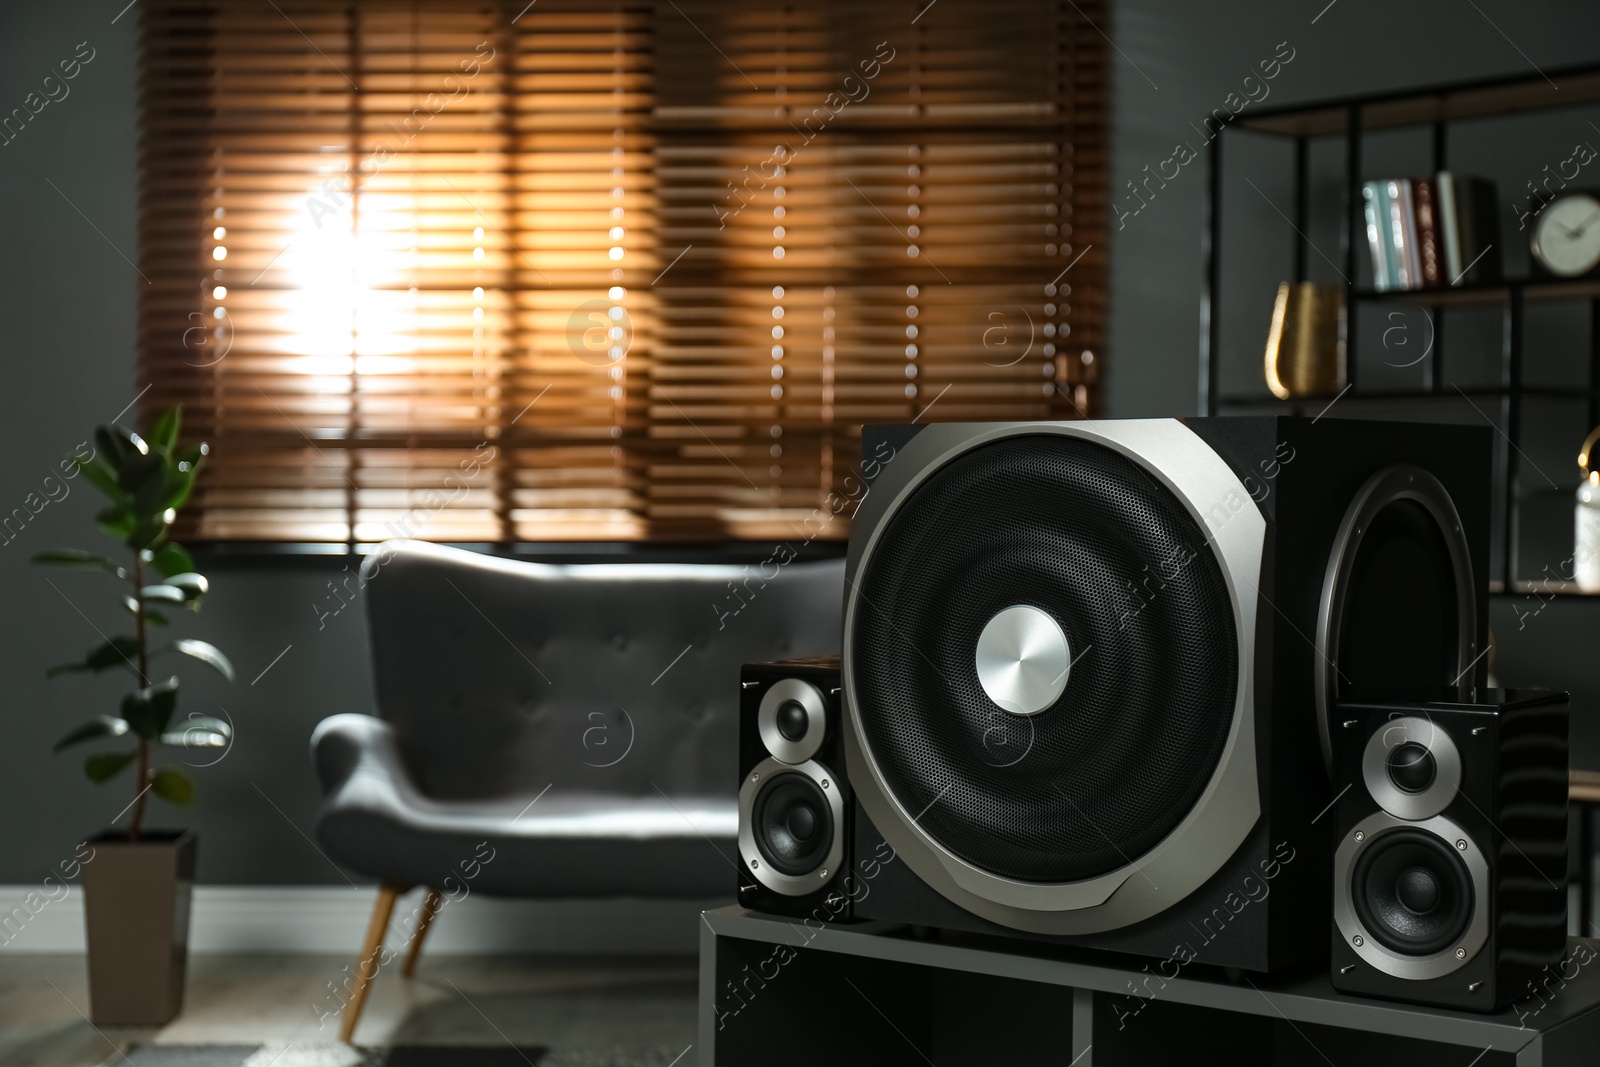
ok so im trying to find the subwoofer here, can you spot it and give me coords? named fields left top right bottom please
left=843, top=416, right=1491, bottom=971
left=738, top=658, right=854, bottom=920
left=1330, top=690, right=1569, bottom=1009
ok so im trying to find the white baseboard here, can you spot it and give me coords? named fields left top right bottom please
left=0, top=885, right=723, bottom=955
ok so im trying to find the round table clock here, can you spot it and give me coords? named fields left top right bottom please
left=1531, top=191, right=1600, bottom=278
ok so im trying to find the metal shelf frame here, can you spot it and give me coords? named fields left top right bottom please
left=1198, top=63, right=1600, bottom=590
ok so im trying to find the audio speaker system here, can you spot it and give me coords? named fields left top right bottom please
left=737, top=658, right=855, bottom=920
left=1329, top=690, right=1569, bottom=1010
left=837, top=416, right=1491, bottom=972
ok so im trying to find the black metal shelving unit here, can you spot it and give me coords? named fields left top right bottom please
left=1199, top=62, right=1600, bottom=594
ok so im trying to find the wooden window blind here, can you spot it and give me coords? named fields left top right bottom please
left=137, top=0, right=1106, bottom=545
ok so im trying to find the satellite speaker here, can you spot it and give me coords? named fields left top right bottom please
left=842, top=416, right=1491, bottom=971
left=738, top=658, right=854, bottom=921
left=1330, top=690, right=1569, bottom=1010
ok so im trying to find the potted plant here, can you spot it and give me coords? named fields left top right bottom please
left=33, top=405, right=233, bottom=1027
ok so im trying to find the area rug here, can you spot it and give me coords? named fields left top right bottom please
left=111, top=1045, right=691, bottom=1067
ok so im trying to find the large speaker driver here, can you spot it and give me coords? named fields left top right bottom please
left=845, top=420, right=1268, bottom=936
left=852, top=433, right=1239, bottom=885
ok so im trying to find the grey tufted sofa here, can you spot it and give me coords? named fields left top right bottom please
left=309, top=540, right=844, bottom=1042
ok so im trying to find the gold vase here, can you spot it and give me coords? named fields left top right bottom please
left=1264, top=282, right=1347, bottom=399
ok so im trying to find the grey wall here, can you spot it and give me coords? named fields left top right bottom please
left=1109, top=0, right=1600, bottom=417
left=0, top=2, right=375, bottom=886
left=1108, top=0, right=1600, bottom=765
left=2, top=0, right=1599, bottom=885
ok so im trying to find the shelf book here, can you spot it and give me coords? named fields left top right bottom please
left=1363, top=172, right=1500, bottom=291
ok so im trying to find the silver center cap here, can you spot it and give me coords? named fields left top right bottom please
left=974, top=604, right=1071, bottom=716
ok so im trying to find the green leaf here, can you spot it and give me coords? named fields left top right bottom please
left=122, top=676, right=179, bottom=739
left=121, top=596, right=169, bottom=625
left=150, top=767, right=195, bottom=806
left=175, top=442, right=209, bottom=470
left=97, top=505, right=136, bottom=540
left=160, top=714, right=230, bottom=748
left=148, top=406, right=181, bottom=454
left=95, top=425, right=148, bottom=476
left=116, top=448, right=164, bottom=497
left=31, top=549, right=123, bottom=577
left=140, top=584, right=187, bottom=605
left=132, top=464, right=187, bottom=519
left=45, top=636, right=141, bottom=678
left=127, top=513, right=173, bottom=552
left=149, top=542, right=195, bottom=579
left=165, top=467, right=198, bottom=512
left=85, top=750, right=137, bottom=783
left=73, top=455, right=124, bottom=502
left=158, top=639, right=234, bottom=682
left=159, top=573, right=208, bottom=602
left=55, top=716, right=131, bottom=752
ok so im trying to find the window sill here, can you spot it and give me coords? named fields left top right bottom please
left=189, top=540, right=848, bottom=569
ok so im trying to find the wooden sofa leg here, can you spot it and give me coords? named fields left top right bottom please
left=340, top=883, right=402, bottom=1045
left=402, top=888, right=445, bottom=978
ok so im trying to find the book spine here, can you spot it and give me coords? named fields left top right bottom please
left=1413, top=178, right=1442, bottom=288
left=1385, top=179, right=1413, bottom=290
left=1362, top=181, right=1393, bottom=291
left=1439, top=171, right=1464, bottom=285
left=1399, top=178, right=1422, bottom=287
left=1465, top=177, right=1503, bottom=285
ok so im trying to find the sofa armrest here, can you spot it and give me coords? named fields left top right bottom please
left=310, top=713, right=417, bottom=801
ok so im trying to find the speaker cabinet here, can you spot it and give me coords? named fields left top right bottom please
left=843, top=416, right=1491, bottom=972
left=738, top=658, right=853, bottom=920
left=1330, top=690, right=1569, bottom=1010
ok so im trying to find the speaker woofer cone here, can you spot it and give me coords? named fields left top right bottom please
left=1352, top=829, right=1473, bottom=956
left=842, top=420, right=1268, bottom=933
left=1333, top=811, right=1490, bottom=981
left=753, top=773, right=835, bottom=876
left=738, top=756, right=846, bottom=897
left=849, top=433, right=1239, bottom=885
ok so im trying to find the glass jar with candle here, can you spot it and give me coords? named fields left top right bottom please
left=1577, top=427, right=1600, bottom=592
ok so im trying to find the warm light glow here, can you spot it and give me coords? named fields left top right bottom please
left=280, top=189, right=416, bottom=363
left=213, top=246, right=227, bottom=260
left=1263, top=282, right=1291, bottom=400
left=286, top=355, right=416, bottom=378
left=213, top=226, right=227, bottom=239
left=212, top=285, right=227, bottom=299
left=1582, top=426, right=1600, bottom=475
left=608, top=247, right=624, bottom=260
left=608, top=285, right=626, bottom=299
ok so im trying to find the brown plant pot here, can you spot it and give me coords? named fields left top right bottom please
left=81, top=828, right=196, bottom=1026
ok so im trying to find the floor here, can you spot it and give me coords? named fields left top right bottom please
left=0, top=954, right=697, bottom=1067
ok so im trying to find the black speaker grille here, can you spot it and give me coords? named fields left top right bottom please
left=850, top=434, right=1241, bottom=883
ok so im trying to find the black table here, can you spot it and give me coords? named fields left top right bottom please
left=699, top=906, right=1600, bottom=1066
